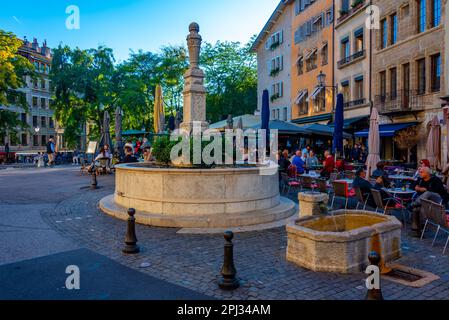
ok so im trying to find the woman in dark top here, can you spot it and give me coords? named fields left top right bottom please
left=371, top=161, right=391, bottom=188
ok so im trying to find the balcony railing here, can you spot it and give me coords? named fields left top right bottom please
left=337, top=0, right=366, bottom=24
left=375, top=90, right=425, bottom=114
left=337, top=50, right=365, bottom=68
left=344, top=98, right=366, bottom=109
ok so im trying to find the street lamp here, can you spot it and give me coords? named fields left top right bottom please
left=317, top=71, right=326, bottom=88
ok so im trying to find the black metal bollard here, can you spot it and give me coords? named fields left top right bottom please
left=366, top=251, right=384, bottom=300
left=91, top=170, right=98, bottom=189
left=218, top=231, right=239, bottom=290
left=122, top=208, right=140, bottom=254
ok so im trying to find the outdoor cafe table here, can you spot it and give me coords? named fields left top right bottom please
left=387, top=188, right=416, bottom=208
left=389, top=175, right=417, bottom=182
left=334, top=179, right=354, bottom=186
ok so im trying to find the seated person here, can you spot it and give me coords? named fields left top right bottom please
left=278, top=150, right=291, bottom=174
left=306, top=151, right=319, bottom=170
left=409, top=167, right=449, bottom=237
left=413, top=159, right=431, bottom=179
left=320, top=151, right=335, bottom=179
left=353, top=168, right=387, bottom=208
left=335, top=158, right=345, bottom=172
left=123, top=146, right=139, bottom=163
left=143, top=147, right=154, bottom=163
left=291, top=150, right=305, bottom=175
left=371, top=161, right=391, bottom=188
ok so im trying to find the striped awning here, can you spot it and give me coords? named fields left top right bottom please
left=305, top=47, right=317, bottom=60
left=295, top=89, right=308, bottom=104
left=307, top=86, right=324, bottom=102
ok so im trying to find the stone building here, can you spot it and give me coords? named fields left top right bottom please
left=334, top=0, right=372, bottom=135
left=0, top=37, right=57, bottom=152
left=251, top=0, right=294, bottom=122
left=290, top=0, right=335, bottom=126
left=371, top=0, right=447, bottom=164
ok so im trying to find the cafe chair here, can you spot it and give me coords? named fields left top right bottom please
left=420, top=199, right=449, bottom=254
left=371, top=189, right=407, bottom=227
left=354, top=187, right=370, bottom=211
left=331, top=181, right=350, bottom=210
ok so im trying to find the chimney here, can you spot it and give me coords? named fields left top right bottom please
left=32, top=38, right=39, bottom=50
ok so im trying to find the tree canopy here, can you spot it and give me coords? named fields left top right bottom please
left=49, top=37, right=257, bottom=148
left=0, top=30, right=35, bottom=139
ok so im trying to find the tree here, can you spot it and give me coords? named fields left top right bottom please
left=200, top=39, right=258, bottom=123
left=0, top=30, right=35, bottom=139
left=393, top=126, right=422, bottom=163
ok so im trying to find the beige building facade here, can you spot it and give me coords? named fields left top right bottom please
left=251, top=0, right=294, bottom=122
left=334, top=0, right=372, bottom=123
left=372, top=0, right=447, bottom=164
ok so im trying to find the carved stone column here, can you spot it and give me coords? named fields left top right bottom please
left=180, top=23, right=209, bottom=133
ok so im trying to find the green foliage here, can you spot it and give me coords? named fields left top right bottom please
left=151, top=136, right=179, bottom=165
left=0, top=29, right=35, bottom=135
left=201, top=38, right=258, bottom=123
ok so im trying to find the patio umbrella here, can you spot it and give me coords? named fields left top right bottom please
left=427, top=116, right=441, bottom=170
left=100, top=110, right=111, bottom=148
left=168, top=113, right=175, bottom=132
left=154, top=85, right=165, bottom=134
left=115, top=106, right=124, bottom=159
left=333, top=93, right=344, bottom=157
left=365, top=107, right=381, bottom=177
left=261, top=89, right=270, bottom=140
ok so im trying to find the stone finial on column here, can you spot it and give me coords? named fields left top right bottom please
left=187, top=22, right=202, bottom=69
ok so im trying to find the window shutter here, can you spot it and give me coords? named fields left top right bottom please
left=306, top=21, right=312, bottom=35
left=281, top=56, right=284, bottom=70
left=300, top=0, right=305, bottom=11
left=280, top=82, right=284, bottom=97
left=294, top=29, right=300, bottom=44
left=295, top=0, right=301, bottom=15
left=280, top=30, right=284, bottom=44
left=321, top=12, right=325, bottom=27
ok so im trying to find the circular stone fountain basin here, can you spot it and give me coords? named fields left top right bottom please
left=286, top=211, right=402, bottom=273
left=100, top=163, right=296, bottom=229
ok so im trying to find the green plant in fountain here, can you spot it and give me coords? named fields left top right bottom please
left=152, top=136, right=180, bottom=165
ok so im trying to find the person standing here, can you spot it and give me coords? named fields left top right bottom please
left=46, top=137, right=56, bottom=167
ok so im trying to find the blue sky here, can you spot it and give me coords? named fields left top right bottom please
left=1, top=0, right=277, bottom=62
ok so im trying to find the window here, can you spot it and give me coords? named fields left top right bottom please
left=418, top=0, right=426, bottom=33
left=271, top=82, right=284, bottom=100
left=270, top=56, right=283, bottom=75
left=341, top=81, right=351, bottom=104
left=342, top=0, right=350, bottom=12
left=41, top=135, right=47, bottom=147
left=379, top=71, right=387, bottom=100
left=33, top=79, right=38, bottom=88
left=417, top=58, right=426, bottom=95
left=283, top=108, right=288, bottom=121
left=41, top=98, right=46, bottom=109
left=41, top=116, right=47, bottom=128
left=354, top=76, right=364, bottom=100
left=21, top=113, right=27, bottom=123
left=33, top=116, right=38, bottom=127
left=306, top=49, right=318, bottom=72
left=431, top=53, right=441, bottom=92
left=321, top=43, right=328, bottom=66
left=299, top=92, right=309, bottom=116
left=32, top=97, right=38, bottom=107
left=354, top=29, right=364, bottom=52
left=314, top=90, right=326, bottom=113
left=341, top=37, right=350, bottom=59
left=275, top=109, right=279, bottom=120
left=49, top=118, right=54, bottom=128
left=390, top=13, right=398, bottom=45
left=297, top=56, right=304, bottom=75
left=41, top=79, right=46, bottom=90
left=390, top=68, right=397, bottom=100
left=33, top=135, right=39, bottom=147
left=380, top=19, right=388, bottom=49
left=21, top=133, right=28, bottom=146
left=432, top=0, right=441, bottom=27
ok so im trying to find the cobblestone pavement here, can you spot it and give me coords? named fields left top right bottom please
left=30, top=169, right=448, bottom=300
left=2, top=167, right=449, bottom=300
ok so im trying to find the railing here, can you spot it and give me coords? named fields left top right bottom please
left=337, top=50, right=365, bottom=68
left=344, top=98, right=366, bottom=108
left=375, top=90, right=425, bottom=114
left=337, top=0, right=366, bottom=24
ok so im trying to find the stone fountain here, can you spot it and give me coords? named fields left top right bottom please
left=99, top=23, right=296, bottom=229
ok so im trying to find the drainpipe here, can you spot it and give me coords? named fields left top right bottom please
left=369, top=0, right=373, bottom=113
